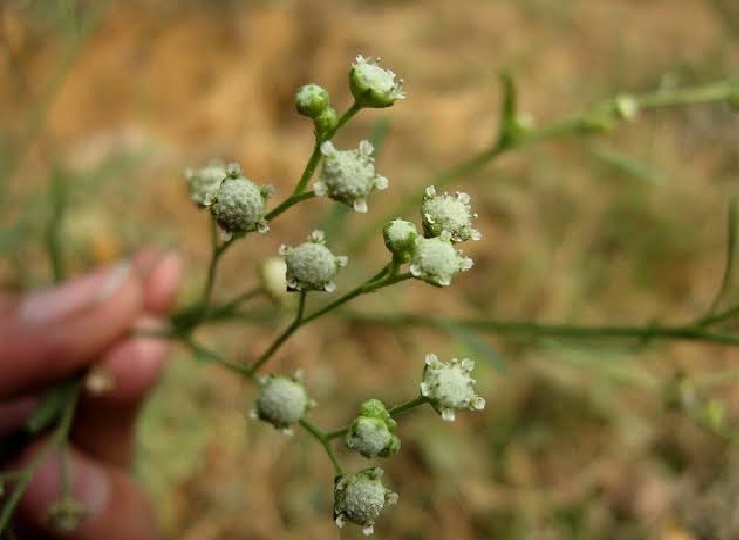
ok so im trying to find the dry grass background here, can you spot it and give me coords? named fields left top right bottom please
left=2, top=0, right=739, bottom=538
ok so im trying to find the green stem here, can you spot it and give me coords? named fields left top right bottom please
left=324, top=395, right=429, bottom=442
left=349, top=80, right=739, bottom=254
left=181, top=335, right=255, bottom=380
left=299, top=419, right=343, bottom=476
left=343, top=313, right=739, bottom=347
left=302, top=272, right=411, bottom=327
left=291, top=102, right=362, bottom=197
left=265, top=191, right=315, bottom=222
left=0, top=384, right=80, bottom=533
left=388, top=395, right=428, bottom=416
left=249, top=291, right=308, bottom=375
left=211, top=288, right=265, bottom=317
left=201, top=223, right=238, bottom=313
left=698, top=304, right=739, bottom=328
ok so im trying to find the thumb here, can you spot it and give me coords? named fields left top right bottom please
left=0, top=261, right=142, bottom=399
left=16, top=442, right=158, bottom=540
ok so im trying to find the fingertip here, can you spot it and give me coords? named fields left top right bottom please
left=18, top=443, right=158, bottom=540
left=133, top=250, right=182, bottom=315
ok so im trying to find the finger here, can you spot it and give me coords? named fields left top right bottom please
left=0, top=396, right=36, bottom=437
left=0, top=262, right=142, bottom=399
left=72, top=319, right=169, bottom=467
left=135, top=250, right=182, bottom=316
left=16, top=442, right=158, bottom=540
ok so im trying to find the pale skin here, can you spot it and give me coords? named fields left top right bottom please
left=0, top=249, right=182, bottom=540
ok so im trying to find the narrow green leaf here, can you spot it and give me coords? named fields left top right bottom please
left=440, top=320, right=506, bottom=371
left=589, top=143, right=663, bottom=184
left=497, top=71, right=519, bottom=148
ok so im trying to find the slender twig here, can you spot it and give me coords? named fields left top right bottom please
left=299, top=419, right=343, bottom=476
left=324, top=395, right=428, bottom=442
left=388, top=395, right=428, bottom=416
left=0, top=385, right=80, bottom=532
left=699, top=198, right=738, bottom=323
left=248, top=291, right=308, bottom=375
left=291, top=102, right=361, bottom=197
left=342, top=312, right=739, bottom=347
left=265, top=191, right=315, bottom=221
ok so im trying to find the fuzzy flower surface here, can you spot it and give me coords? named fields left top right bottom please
left=334, top=467, right=398, bottom=536
left=253, top=373, right=312, bottom=434
left=345, top=399, right=400, bottom=458
left=409, top=231, right=473, bottom=286
left=295, top=83, right=330, bottom=118
left=184, top=162, right=227, bottom=208
left=420, top=354, right=485, bottom=422
left=349, top=55, right=405, bottom=108
left=210, top=165, right=274, bottom=234
left=314, top=140, right=388, bottom=213
left=280, top=230, right=348, bottom=292
left=383, top=218, right=419, bottom=263
left=422, top=185, right=481, bottom=242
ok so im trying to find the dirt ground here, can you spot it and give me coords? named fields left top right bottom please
left=2, top=1, right=739, bottom=538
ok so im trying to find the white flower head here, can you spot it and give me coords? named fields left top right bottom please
left=253, top=373, right=313, bottom=433
left=210, top=166, right=274, bottom=234
left=295, top=83, right=330, bottom=118
left=420, top=354, right=486, bottom=422
left=334, top=467, right=398, bottom=536
left=345, top=399, right=400, bottom=458
left=314, top=140, right=388, bottom=213
left=383, top=218, right=419, bottom=263
left=184, top=161, right=227, bottom=208
left=422, top=185, right=481, bottom=242
left=279, top=230, right=348, bottom=292
left=350, top=55, right=405, bottom=109
left=409, top=231, right=473, bottom=286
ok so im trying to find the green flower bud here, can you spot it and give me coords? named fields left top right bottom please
left=383, top=218, right=418, bottom=263
left=345, top=399, right=400, bottom=458
left=349, top=55, right=405, bottom=109
left=210, top=165, right=274, bottom=234
left=422, top=185, right=481, bottom=242
left=314, top=140, right=388, bottom=213
left=409, top=231, right=473, bottom=287
left=280, top=230, right=348, bottom=292
left=47, top=496, right=86, bottom=533
left=253, top=373, right=313, bottom=434
left=295, top=83, right=330, bottom=118
left=420, top=354, right=485, bottom=422
left=184, top=162, right=227, bottom=208
left=314, top=106, right=338, bottom=137
left=334, top=467, right=398, bottom=536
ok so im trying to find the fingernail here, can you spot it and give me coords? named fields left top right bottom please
left=20, top=261, right=131, bottom=324
left=70, top=455, right=112, bottom=519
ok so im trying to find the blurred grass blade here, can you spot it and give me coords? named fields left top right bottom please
left=589, top=143, right=663, bottom=184
left=45, top=165, right=70, bottom=283
left=706, top=197, right=738, bottom=315
left=496, top=71, right=519, bottom=148
left=440, top=320, right=506, bottom=371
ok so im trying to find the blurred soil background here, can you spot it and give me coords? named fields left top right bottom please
left=2, top=0, right=739, bottom=538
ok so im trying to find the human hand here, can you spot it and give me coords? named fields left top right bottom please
left=0, top=249, right=182, bottom=540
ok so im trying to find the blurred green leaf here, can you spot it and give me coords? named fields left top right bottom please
left=589, top=143, right=663, bottom=184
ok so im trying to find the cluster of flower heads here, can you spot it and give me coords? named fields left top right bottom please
left=184, top=162, right=274, bottom=236
left=249, top=352, right=485, bottom=534
left=382, top=184, right=480, bottom=287
left=183, top=55, right=486, bottom=536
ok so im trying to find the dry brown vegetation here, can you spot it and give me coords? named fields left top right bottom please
left=2, top=1, right=739, bottom=538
